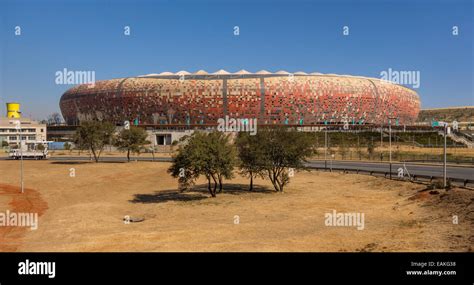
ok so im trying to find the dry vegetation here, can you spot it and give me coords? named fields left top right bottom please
left=0, top=160, right=473, bottom=252
left=418, top=107, right=474, bottom=123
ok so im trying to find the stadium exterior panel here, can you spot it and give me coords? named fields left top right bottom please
left=59, top=72, right=421, bottom=126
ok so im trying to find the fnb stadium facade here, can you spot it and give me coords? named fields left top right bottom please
left=59, top=71, right=420, bottom=126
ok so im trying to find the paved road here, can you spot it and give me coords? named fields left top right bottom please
left=2, top=156, right=473, bottom=182
left=306, top=160, right=474, bottom=182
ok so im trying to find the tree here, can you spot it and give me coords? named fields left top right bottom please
left=37, top=144, right=45, bottom=151
left=168, top=131, right=235, bottom=197
left=394, top=145, right=401, bottom=161
left=210, top=132, right=236, bottom=193
left=64, top=142, right=72, bottom=151
left=338, top=140, right=348, bottom=160
left=47, top=113, right=63, bottom=125
left=168, top=135, right=201, bottom=192
left=235, top=132, right=265, bottom=191
left=327, top=146, right=335, bottom=157
left=73, top=132, right=89, bottom=156
left=73, top=121, right=115, bottom=162
left=367, top=138, right=375, bottom=160
left=258, top=127, right=316, bottom=192
left=114, top=127, right=150, bottom=162
left=355, top=136, right=363, bottom=160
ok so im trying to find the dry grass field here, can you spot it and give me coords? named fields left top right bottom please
left=0, top=160, right=473, bottom=252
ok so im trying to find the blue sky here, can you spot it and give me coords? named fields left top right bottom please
left=0, top=0, right=473, bottom=119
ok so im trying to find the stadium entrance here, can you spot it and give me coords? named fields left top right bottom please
left=156, top=134, right=172, bottom=145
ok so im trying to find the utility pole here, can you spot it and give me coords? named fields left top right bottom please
left=389, top=120, right=392, bottom=179
left=15, top=120, right=24, bottom=194
left=388, top=117, right=396, bottom=180
left=325, top=129, right=328, bottom=170
left=323, top=112, right=329, bottom=170
left=20, top=135, right=24, bottom=193
left=443, top=123, right=448, bottom=188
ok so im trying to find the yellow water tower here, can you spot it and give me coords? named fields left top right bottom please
left=6, top=102, right=21, bottom=118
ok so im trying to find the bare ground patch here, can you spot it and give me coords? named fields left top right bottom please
left=0, top=184, right=48, bottom=251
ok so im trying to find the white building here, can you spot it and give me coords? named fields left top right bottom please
left=0, top=117, right=47, bottom=146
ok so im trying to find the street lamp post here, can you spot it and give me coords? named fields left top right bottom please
left=20, top=135, right=24, bottom=193
left=388, top=117, right=396, bottom=180
left=15, top=120, right=24, bottom=193
left=325, top=129, right=328, bottom=170
left=323, top=112, right=329, bottom=170
left=443, top=123, right=448, bottom=188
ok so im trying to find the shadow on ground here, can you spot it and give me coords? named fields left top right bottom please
left=191, top=183, right=273, bottom=195
left=130, top=190, right=207, bottom=204
left=130, top=183, right=273, bottom=204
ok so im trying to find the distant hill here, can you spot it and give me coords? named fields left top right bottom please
left=417, top=106, right=474, bottom=123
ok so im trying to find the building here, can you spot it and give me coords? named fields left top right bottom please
left=0, top=103, right=47, bottom=147
left=59, top=70, right=421, bottom=127
left=0, top=117, right=47, bottom=146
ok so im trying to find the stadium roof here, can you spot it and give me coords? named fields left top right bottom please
left=194, top=70, right=208, bottom=75
left=133, top=69, right=416, bottom=91
left=175, top=70, right=191, bottom=75
left=138, top=70, right=364, bottom=78
left=213, top=69, right=230, bottom=75
left=234, top=69, right=251, bottom=75
left=138, top=69, right=353, bottom=80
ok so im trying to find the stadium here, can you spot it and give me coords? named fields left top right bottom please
left=59, top=70, right=420, bottom=126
